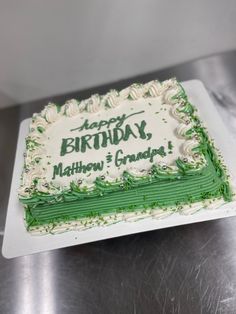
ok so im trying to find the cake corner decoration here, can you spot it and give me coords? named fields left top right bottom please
left=18, top=78, right=234, bottom=234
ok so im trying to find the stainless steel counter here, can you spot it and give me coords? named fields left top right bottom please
left=1, top=51, right=236, bottom=314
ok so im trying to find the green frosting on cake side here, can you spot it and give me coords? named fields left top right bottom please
left=25, top=149, right=231, bottom=231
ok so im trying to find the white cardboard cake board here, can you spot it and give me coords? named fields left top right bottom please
left=2, top=80, right=236, bottom=259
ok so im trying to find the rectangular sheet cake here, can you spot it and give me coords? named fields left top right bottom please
left=18, top=78, right=234, bottom=234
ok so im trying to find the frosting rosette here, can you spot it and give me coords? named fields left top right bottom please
left=128, top=84, right=144, bottom=100
left=43, top=103, right=61, bottom=123
left=64, top=99, right=80, bottom=117
left=171, top=103, right=187, bottom=121
left=119, top=87, right=130, bottom=99
left=146, top=80, right=162, bottom=97
left=177, top=122, right=195, bottom=137
left=36, top=179, right=50, bottom=193
left=25, top=147, right=46, bottom=165
left=30, top=115, right=48, bottom=132
left=27, top=131, right=41, bottom=142
left=22, top=165, right=45, bottom=187
left=162, top=78, right=178, bottom=89
left=183, top=140, right=200, bottom=156
left=104, top=90, right=119, bottom=108
left=27, top=131, right=47, bottom=146
left=86, top=94, right=100, bottom=113
left=78, top=100, right=87, bottom=112
left=163, top=86, right=181, bottom=104
left=18, top=185, right=31, bottom=197
left=127, top=167, right=149, bottom=177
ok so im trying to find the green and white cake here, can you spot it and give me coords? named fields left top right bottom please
left=18, top=78, right=234, bottom=234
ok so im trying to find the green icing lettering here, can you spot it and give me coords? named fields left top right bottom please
left=52, top=162, right=63, bottom=179
left=143, top=147, right=151, bottom=159
left=75, top=137, right=80, bottom=152
left=52, top=161, right=104, bottom=179
left=81, top=134, right=92, bottom=153
left=115, top=114, right=126, bottom=127
left=115, top=149, right=124, bottom=167
left=93, top=161, right=104, bottom=171
left=63, top=166, right=72, bottom=177
left=101, top=129, right=114, bottom=147
left=86, top=163, right=93, bottom=172
left=93, top=133, right=100, bottom=150
left=156, top=146, right=166, bottom=157
left=90, top=122, right=98, bottom=129
left=135, top=120, right=152, bottom=140
left=74, top=119, right=90, bottom=132
left=128, top=154, right=136, bottom=162
left=136, top=152, right=143, bottom=161
left=113, top=128, right=124, bottom=145
left=115, top=146, right=167, bottom=167
left=61, top=120, right=150, bottom=155
left=60, top=138, right=75, bottom=156
left=70, top=110, right=145, bottom=132
left=123, top=124, right=138, bottom=141
left=107, top=117, right=117, bottom=129
left=98, top=120, right=108, bottom=130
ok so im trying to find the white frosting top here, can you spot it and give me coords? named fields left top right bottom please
left=45, top=98, right=185, bottom=188
left=19, top=78, right=205, bottom=196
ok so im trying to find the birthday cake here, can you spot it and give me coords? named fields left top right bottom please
left=18, top=78, right=233, bottom=234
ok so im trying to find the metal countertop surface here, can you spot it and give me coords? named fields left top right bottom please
left=1, top=51, right=236, bottom=314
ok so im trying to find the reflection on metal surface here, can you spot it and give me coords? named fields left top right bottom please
left=17, top=256, right=34, bottom=314
left=14, top=252, right=56, bottom=314
left=38, top=253, right=57, bottom=314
